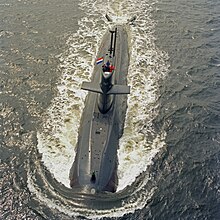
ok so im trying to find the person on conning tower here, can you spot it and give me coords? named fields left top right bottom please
left=102, top=60, right=115, bottom=73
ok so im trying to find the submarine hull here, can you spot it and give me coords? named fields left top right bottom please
left=69, top=26, right=129, bottom=193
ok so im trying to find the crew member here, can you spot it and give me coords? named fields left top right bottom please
left=109, top=65, right=115, bottom=72
left=102, top=60, right=115, bottom=72
left=102, top=64, right=110, bottom=72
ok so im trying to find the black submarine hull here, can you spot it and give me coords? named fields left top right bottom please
left=69, top=26, right=130, bottom=193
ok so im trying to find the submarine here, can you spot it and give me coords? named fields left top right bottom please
left=69, top=25, right=130, bottom=193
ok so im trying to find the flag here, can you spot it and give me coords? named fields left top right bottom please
left=96, top=57, right=104, bottom=65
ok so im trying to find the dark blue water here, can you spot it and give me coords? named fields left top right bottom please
left=1, top=0, right=220, bottom=219
left=146, top=0, right=220, bottom=219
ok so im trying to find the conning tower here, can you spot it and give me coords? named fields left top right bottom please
left=82, top=28, right=130, bottom=114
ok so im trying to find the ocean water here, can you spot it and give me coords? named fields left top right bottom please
left=1, top=0, right=220, bottom=219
